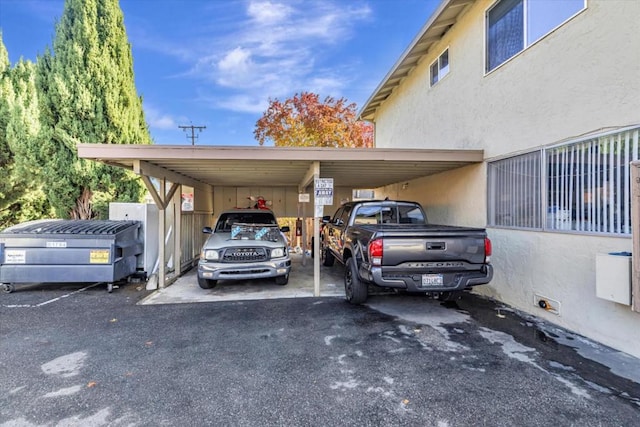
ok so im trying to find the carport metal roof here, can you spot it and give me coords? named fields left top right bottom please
left=77, top=144, right=484, bottom=189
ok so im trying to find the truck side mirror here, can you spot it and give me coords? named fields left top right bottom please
left=202, top=226, right=213, bottom=234
left=322, top=215, right=331, bottom=223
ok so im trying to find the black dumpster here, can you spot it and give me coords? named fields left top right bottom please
left=0, top=220, right=143, bottom=293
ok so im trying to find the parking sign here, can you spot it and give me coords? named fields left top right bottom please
left=314, top=178, right=333, bottom=205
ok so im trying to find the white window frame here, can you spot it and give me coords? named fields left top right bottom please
left=429, top=48, right=450, bottom=87
left=484, top=0, right=587, bottom=74
left=488, top=126, right=640, bottom=236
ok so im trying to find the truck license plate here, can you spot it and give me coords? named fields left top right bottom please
left=421, top=274, right=443, bottom=287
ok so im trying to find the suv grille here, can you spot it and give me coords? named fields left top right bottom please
left=222, top=247, right=268, bottom=263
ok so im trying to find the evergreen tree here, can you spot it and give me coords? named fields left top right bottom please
left=36, top=0, right=151, bottom=219
left=0, top=34, right=53, bottom=228
left=0, top=33, right=15, bottom=211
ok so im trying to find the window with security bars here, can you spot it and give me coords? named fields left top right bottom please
left=488, top=151, right=541, bottom=228
left=488, top=127, right=640, bottom=235
left=547, top=128, right=640, bottom=234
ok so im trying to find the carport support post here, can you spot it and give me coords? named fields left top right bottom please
left=174, top=187, right=182, bottom=276
left=158, top=178, right=166, bottom=288
left=312, top=165, right=321, bottom=297
left=314, top=203, right=320, bottom=296
left=300, top=161, right=321, bottom=296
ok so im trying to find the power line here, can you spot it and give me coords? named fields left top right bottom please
left=178, top=124, right=206, bottom=145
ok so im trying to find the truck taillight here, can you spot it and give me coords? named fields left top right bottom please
left=485, top=237, right=492, bottom=263
left=369, top=239, right=383, bottom=266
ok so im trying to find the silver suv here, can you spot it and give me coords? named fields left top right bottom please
left=197, top=209, right=291, bottom=289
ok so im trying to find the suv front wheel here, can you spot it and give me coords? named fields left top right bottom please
left=275, top=274, right=289, bottom=286
left=198, top=277, right=217, bottom=289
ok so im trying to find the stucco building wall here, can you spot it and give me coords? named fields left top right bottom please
left=375, top=0, right=640, bottom=156
left=371, top=0, right=640, bottom=357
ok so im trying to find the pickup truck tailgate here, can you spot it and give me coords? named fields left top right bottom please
left=368, top=224, right=488, bottom=266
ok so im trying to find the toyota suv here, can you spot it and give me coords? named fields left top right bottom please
left=197, top=208, right=291, bottom=289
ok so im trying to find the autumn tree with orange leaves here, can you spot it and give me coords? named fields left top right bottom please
left=254, top=92, right=373, bottom=148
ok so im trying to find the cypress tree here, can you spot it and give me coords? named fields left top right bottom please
left=36, top=0, right=151, bottom=219
left=0, top=34, right=13, bottom=211
left=0, top=34, right=53, bottom=228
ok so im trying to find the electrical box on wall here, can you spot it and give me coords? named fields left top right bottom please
left=595, top=252, right=632, bottom=305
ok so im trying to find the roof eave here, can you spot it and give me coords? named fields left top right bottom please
left=359, top=0, right=475, bottom=121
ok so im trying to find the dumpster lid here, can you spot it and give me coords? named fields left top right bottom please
left=1, top=220, right=139, bottom=235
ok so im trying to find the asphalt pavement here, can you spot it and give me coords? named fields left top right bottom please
left=1, top=281, right=639, bottom=426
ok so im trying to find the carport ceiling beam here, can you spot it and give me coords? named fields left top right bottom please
left=133, top=160, right=210, bottom=190
left=299, top=161, right=320, bottom=191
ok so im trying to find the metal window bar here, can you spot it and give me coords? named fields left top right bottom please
left=607, top=135, right=613, bottom=233
left=579, top=142, right=586, bottom=232
left=614, top=133, right=620, bottom=232
left=568, top=145, right=575, bottom=229
left=624, top=131, right=630, bottom=234
left=594, top=139, right=600, bottom=232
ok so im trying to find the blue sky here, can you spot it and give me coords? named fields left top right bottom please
left=0, top=0, right=440, bottom=146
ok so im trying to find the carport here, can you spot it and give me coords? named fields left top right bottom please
left=77, top=144, right=483, bottom=295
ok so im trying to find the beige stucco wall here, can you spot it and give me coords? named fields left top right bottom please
left=376, top=0, right=640, bottom=155
left=371, top=0, right=640, bottom=357
left=377, top=163, right=486, bottom=227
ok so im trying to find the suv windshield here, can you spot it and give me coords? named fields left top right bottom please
left=215, top=212, right=277, bottom=232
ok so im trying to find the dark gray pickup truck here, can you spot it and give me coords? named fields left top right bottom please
left=320, top=200, right=493, bottom=304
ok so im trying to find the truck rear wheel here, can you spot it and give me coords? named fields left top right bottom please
left=322, top=246, right=335, bottom=267
left=198, top=277, right=217, bottom=289
left=344, top=257, right=367, bottom=304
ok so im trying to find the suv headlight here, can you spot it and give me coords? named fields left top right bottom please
left=271, top=247, right=286, bottom=258
left=203, top=249, right=219, bottom=260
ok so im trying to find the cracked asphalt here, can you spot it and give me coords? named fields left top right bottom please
left=1, top=282, right=639, bottom=426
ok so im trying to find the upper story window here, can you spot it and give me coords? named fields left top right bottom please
left=486, top=0, right=585, bottom=72
left=430, top=48, right=449, bottom=86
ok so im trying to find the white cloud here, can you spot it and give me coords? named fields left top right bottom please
left=144, top=104, right=178, bottom=130
left=214, top=95, right=268, bottom=114
left=218, top=47, right=252, bottom=73
left=216, top=47, right=256, bottom=87
left=133, top=0, right=372, bottom=115
left=247, top=1, right=292, bottom=24
left=206, top=1, right=372, bottom=113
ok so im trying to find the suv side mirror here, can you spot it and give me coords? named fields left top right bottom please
left=202, top=226, right=213, bottom=234
left=280, top=226, right=290, bottom=233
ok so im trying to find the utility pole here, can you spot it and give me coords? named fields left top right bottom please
left=178, top=124, right=206, bottom=145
